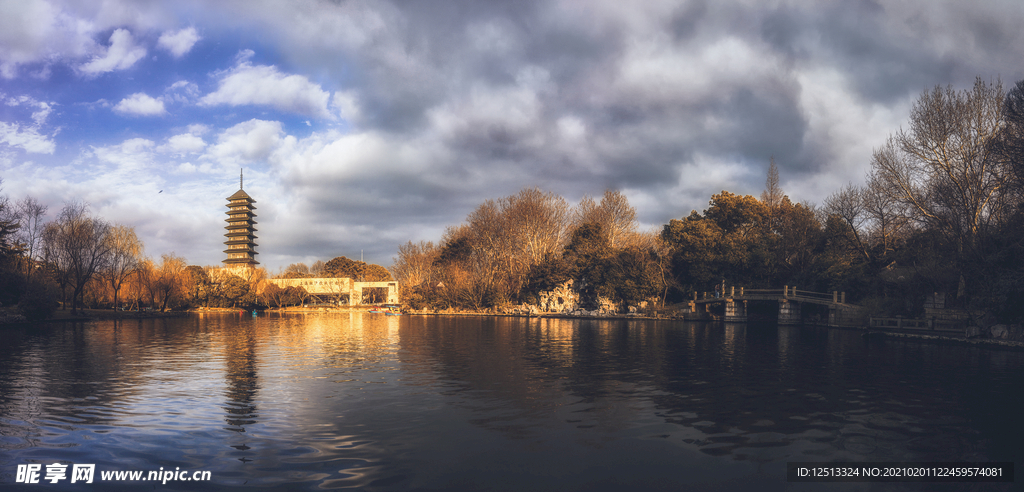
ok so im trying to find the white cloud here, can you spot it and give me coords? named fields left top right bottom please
left=0, top=1, right=86, bottom=78
left=157, top=27, right=199, bottom=58
left=113, top=92, right=166, bottom=116
left=165, top=80, right=200, bottom=103
left=186, top=123, right=210, bottom=135
left=159, top=133, right=206, bottom=154
left=79, top=28, right=146, bottom=75
left=0, top=121, right=55, bottom=154
left=331, top=90, right=361, bottom=122
left=91, top=137, right=156, bottom=172
left=5, top=95, right=55, bottom=125
left=205, top=119, right=285, bottom=166
left=199, top=60, right=332, bottom=119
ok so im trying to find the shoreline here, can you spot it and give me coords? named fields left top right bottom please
left=0, top=308, right=190, bottom=326
left=405, top=310, right=1024, bottom=350
left=7, top=307, right=1024, bottom=349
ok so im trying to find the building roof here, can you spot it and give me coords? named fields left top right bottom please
left=227, top=189, right=256, bottom=202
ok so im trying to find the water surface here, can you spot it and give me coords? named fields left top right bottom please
left=1, top=313, right=1020, bottom=491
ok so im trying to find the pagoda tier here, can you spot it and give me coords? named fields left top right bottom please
left=223, top=188, right=259, bottom=266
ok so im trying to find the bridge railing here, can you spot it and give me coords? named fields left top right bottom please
left=693, top=286, right=849, bottom=304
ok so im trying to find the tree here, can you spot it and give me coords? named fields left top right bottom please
left=104, top=225, right=142, bottom=310
left=391, top=240, right=437, bottom=288
left=573, top=189, right=637, bottom=248
left=41, top=202, right=111, bottom=314
left=220, top=274, right=249, bottom=307
left=283, top=262, right=310, bottom=278
left=662, top=211, right=724, bottom=293
left=155, top=254, right=186, bottom=311
left=323, top=256, right=362, bottom=279
left=862, top=171, right=910, bottom=258
left=323, top=256, right=393, bottom=281
left=822, top=183, right=870, bottom=262
left=870, top=78, right=1008, bottom=296
left=284, top=286, right=308, bottom=306
left=761, top=157, right=785, bottom=232
left=0, top=188, right=24, bottom=306
left=998, top=79, right=1024, bottom=192
left=261, top=282, right=287, bottom=308
left=310, top=260, right=326, bottom=277
left=562, top=222, right=613, bottom=309
left=774, top=200, right=823, bottom=283
left=180, top=265, right=210, bottom=307
left=15, top=196, right=46, bottom=280
left=704, top=191, right=766, bottom=237
left=134, top=258, right=157, bottom=308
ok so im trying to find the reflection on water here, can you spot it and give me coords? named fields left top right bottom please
left=0, top=313, right=1021, bottom=491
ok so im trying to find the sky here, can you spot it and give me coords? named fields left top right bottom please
left=1, top=0, right=1023, bottom=273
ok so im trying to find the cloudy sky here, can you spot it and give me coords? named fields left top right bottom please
left=1, top=0, right=1022, bottom=272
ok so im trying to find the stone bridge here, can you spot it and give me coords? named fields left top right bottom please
left=687, top=286, right=867, bottom=327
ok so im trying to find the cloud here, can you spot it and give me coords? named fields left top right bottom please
left=113, top=92, right=166, bottom=116
left=159, top=133, right=206, bottom=155
left=5, top=94, right=55, bottom=125
left=6, top=0, right=1024, bottom=270
left=79, top=28, right=146, bottom=75
left=157, top=27, right=199, bottom=58
left=0, top=1, right=84, bottom=78
left=0, top=121, right=55, bottom=154
left=199, top=59, right=332, bottom=119
left=331, top=90, right=361, bottom=123
left=204, top=119, right=286, bottom=168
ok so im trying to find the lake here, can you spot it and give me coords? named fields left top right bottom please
left=1, top=313, right=1020, bottom=491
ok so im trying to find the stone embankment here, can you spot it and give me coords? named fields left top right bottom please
left=1, top=308, right=189, bottom=325
left=0, top=310, right=27, bottom=324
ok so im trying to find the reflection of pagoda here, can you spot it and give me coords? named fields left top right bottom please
left=223, top=170, right=259, bottom=266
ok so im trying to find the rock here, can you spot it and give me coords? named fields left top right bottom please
left=990, top=324, right=1009, bottom=339
left=965, top=326, right=982, bottom=338
left=1007, top=324, right=1024, bottom=342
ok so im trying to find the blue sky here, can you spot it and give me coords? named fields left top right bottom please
left=2, top=0, right=1023, bottom=272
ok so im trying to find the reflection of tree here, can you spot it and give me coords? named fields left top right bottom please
left=397, top=317, right=991, bottom=463
left=223, top=321, right=259, bottom=432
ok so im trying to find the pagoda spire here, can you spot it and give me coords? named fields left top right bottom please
left=240, top=168, right=243, bottom=190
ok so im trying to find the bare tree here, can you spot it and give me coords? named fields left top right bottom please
left=871, top=79, right=1008, bottom=261
left=822, top=183, right=870, bottom=261
left=283, top=262, right=310, bottom=278
left=16, top=197, right=47, bottom=279
left=41, top=202, right=112, bottom=314
left=391, top=240, right=437, bottom=287
left=155, top=254, right=186, bottom=311
left=862, top=170, right=911, bottom=257
left=310, top=260, right=326, bottom=277
left=104, top=224, right=142, bottom=310
left=0, top=195, right=20, bottom=260
left=998, top=79, right=1024, bottom=194
left=573, top=189, right=638, bottom=248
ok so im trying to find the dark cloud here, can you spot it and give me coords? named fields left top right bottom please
left=6, top=0, right=1024, bottom=270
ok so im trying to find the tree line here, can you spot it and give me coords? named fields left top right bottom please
left=393, top=77, right=1024, bottom=322
left=0, top=191, right=394, bottom=320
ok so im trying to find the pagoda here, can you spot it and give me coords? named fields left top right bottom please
left=223, top=170, right=259, bottom=267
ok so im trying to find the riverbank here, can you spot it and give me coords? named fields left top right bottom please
left=861, top=329, right=1024, bottom=349
left=0, top=308, right=189, bottom=325
left=405, top=307, right=1024, bottom=350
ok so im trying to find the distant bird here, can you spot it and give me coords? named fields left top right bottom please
left=159, top=190, right=163, bottom=193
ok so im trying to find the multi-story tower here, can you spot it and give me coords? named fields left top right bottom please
left=224, top=172, right=259, bottom=267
